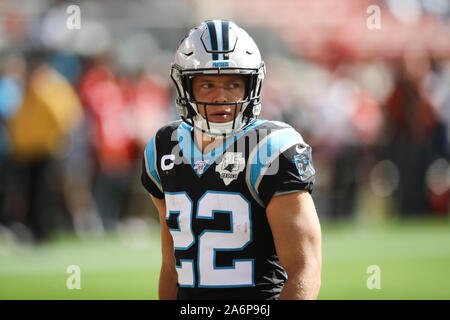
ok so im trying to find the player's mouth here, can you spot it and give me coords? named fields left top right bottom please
left=207, top=109, right=234, bottom=122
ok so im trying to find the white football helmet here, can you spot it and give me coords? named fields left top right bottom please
left=170, top=20, right=266, bottom=137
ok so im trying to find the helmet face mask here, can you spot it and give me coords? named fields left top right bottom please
left=170, top=20, right=266, bottom=137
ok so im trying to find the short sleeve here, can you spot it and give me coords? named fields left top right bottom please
left=141, top=136, right=164, bottom=199
left=246, top=126, right=315, bottom=207
left=257, top=142, right=315, bottom=206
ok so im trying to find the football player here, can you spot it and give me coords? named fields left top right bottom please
left=141, top=20, right=321, bottom=300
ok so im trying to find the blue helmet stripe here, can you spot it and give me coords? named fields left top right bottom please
left=222, top=20, right=229, bottom=60
left=206, top=21, right=219, bottom=60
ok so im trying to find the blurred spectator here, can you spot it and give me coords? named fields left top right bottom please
left=0, top=0, right=448, bottom=244
left=381, top=52, right=446, bottom=216
left=78, top=57, right=172, bottom=230
left=4, top=61, right=83, bottom=241
left=0, top=51, right=25, bottom=234
left=79, top=59, right=134, bottom=231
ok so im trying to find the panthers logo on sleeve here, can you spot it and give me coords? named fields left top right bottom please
left=293, top=152, right=315, bottom=181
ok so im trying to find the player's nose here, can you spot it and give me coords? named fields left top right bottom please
left=212, top=87, right=228, bottom=103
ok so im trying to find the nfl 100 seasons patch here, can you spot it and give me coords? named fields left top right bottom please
left=193, top=159, right=210, bottom=175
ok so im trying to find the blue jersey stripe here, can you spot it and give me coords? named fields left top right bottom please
left=177, top=120, right=267, bottom=177
left=247, top=128, right=304, bottom=204
left=144, top=136, right=162, bottom=190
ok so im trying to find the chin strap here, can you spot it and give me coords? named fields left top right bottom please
left=192, top=110, right=245, bottom=138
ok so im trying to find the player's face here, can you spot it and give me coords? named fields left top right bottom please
left=192, top=75, right=245, bottom=123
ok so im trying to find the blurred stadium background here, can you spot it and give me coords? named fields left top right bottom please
left=0, top=0, right=449, bottom=299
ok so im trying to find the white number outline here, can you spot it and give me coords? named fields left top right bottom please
left=196, top=191, right=254, bottom=288
left=165, top=192, right=195, bottom=287
left=165, top=191, right=254, bottom=288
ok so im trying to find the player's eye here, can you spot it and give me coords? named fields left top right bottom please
left=228, top=82, right=241, bottom=89
left=200, top=83, right=213, bottom=89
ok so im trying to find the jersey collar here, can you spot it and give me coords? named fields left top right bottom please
left=177, top=119, right=266, bottom=177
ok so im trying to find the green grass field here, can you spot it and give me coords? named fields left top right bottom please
left=1, top=218, right=449, bottom=300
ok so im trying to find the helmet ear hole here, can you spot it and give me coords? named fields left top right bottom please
left=243, top=75, right=252, bottom=100
left=181, top=75, right=194, bottom=100
left=186, top=104, right=197, bottom=118
left=242, top=101, right=254, bottom=118
left=180, top=75, right=197, bottom=117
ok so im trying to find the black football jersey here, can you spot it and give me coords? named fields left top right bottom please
left=141, top=119, right=315, bottom=300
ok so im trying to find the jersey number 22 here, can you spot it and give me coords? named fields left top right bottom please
left=165, top=191, right=254, bottom=288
